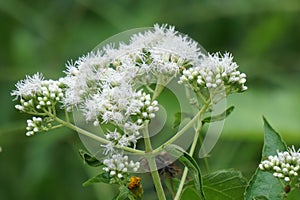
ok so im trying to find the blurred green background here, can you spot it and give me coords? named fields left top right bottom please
left=1, top=0, right=300, bottom=199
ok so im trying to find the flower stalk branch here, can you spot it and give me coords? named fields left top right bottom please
left=143, top=121, right=166, bottom=200
left=153, top=103, right=208, bottom=155
left=49, top=113, right=145, bottom=155
left=174, top=109, right=205, bottom=200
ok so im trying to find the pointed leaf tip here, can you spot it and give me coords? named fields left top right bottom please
left=244, top=117, right=287, bottom=200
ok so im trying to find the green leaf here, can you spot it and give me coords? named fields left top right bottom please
left=164, top=177, right=179, bottom=198
left=112, top=186, right=130, bottom=200
left=261, top=117, right=287, bottom=157
left=253, top=196, right=269, bottom=200
left=79, top=149, right=102, bottom=167
left=202, top=106, right=235, bottom=124
left=244, top=117, right=287, bottom=200
left=82, top=172, right=110, bottom=186
left=172, top=112, right=192, bottom=129
left=165, top=144, right=205, bottom=199
left=181, top=187, right=202, bottom=200
left=202, top=169, right=247, bottom=200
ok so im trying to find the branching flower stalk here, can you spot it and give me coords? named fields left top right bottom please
left=142, top=121, right=166, bottom=200
left=11, top=24, right=247, bottom=199
left=174, top=114, right=206, bottom=200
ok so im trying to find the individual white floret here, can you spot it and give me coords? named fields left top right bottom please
left=284, top=177, right=290, bottom=182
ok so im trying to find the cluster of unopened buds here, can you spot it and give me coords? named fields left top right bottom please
left=13, top=75, right=64, bottom=113
left=259, top=146, right=300, bottom=182
left=103, top=154, right=140, bottom=181
left=136, top=91, right=159, bottom=124
left=178, top=53, right=247, bottom=96
left=26, top=117, right=43, bottom=136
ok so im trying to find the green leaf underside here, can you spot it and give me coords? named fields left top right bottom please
left=79, top=149, right=102, bottom=167
left=202, top=169, right=247, bottom=200
left=165, top=144, right=206, bottom=199
left=244, top=117, right=287, bottom=200
left=202, top=106, right=235, bottom=124
left=82, top=172, right=110, bottom=187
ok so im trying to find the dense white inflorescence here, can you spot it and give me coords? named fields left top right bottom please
left=259, top=146, right=300, bottom=182
left=12, top=24, right=247, bottom=180
left=178, top=52, right=247, bottom=99
left=11, top=73, right=64, bottom=136
left=103, top=154, right=140, bottom=180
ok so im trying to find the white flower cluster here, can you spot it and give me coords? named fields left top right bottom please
left=11, top=24, right=248, bottom=182
left=62, top=24, right=202, bottom=112
left=103, top=154, right=140, bottom=180
left=100, top=128, right=142, bottom=178
left=83, top=86, right=158, bottom=128
left=12, top=73, right=64, bottom=113
left=26, top=117, right=43, bottom=136
left=103, top=128, right=141, bottom=154
left=59, top=25, right=196, bottom=178
left=178, top=53, right=247, bottom=96
left=259, top=146, right=300, bottom=182
left=12, top=74, right=64, bottom=136
left=96, top=91, right=158, bottom=176
left=135, top=91, right=159, bottom=124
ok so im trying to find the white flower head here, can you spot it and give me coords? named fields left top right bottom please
left=259, top=146, right=300, bottom=182
left=61, top=24, right=205, bottom=110
left=179, top=52, right=247, bottom=101
left=12, top=73, right=64, bottom=115
left=11, top=73, right=44, bottom=99
left=11, top=24, right=249, bottom=184
left=103, top=153, right=140, bottom=180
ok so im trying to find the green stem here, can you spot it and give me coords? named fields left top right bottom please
left=175, top=168, right=188, bottom=199
left=152, top=76, right=165, bottom=100
left=26, top=111, right=48, bottom=116
left=49, top=124, right=64, bottom=130
left=145, top=84, right=155, bottom=93
left=48, top=113, right=144, bottom=155
left=199, top=134, right=210, bottom=172
left=152, top=75, right=173, bottom=101
left=153, top=104, right=208, bottom=155
left=197, top=92, right=209, bottom=107
left=143, top=121, right=166, bottom=200
left=65, top=109, right=70, bottom=123
left=174, top=119, right=204, bottom=200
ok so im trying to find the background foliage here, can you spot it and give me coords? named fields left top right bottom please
left=0, top=0, right=299, bottom=199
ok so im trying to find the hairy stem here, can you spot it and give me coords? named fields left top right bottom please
left=143, top=121, right=166, bottom=200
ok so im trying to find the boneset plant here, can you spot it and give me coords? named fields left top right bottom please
left=11, top=24, right=298, bottom=200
